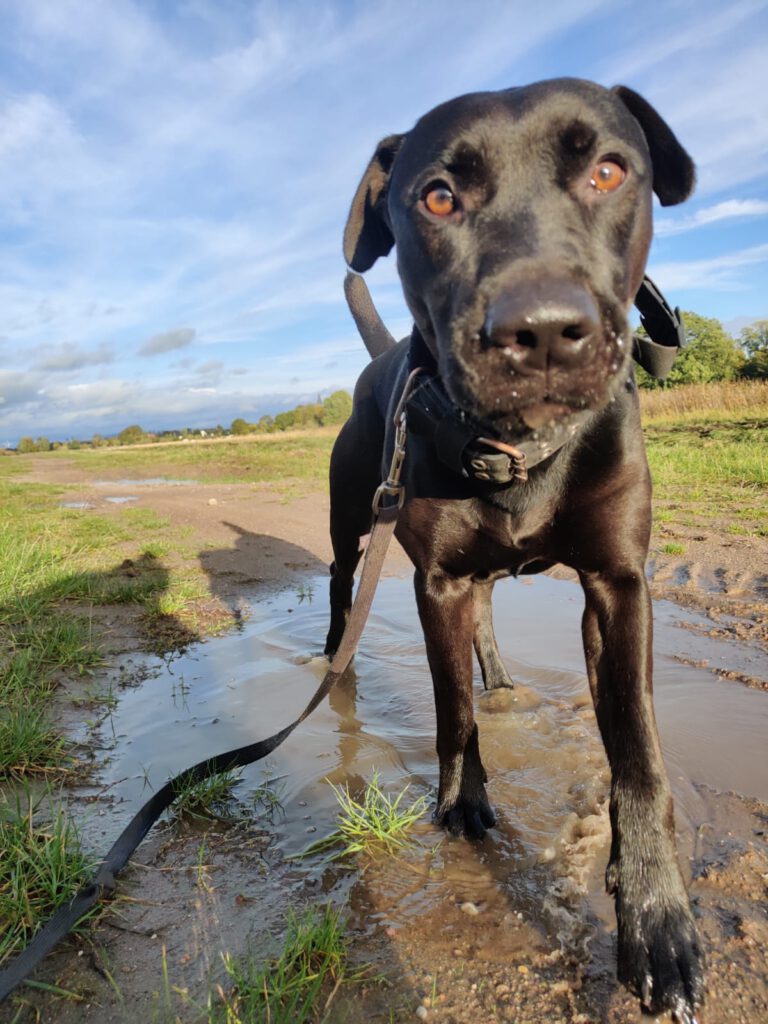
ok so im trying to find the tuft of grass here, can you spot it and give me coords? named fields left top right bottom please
left=295, top=771, right=428, bottom=862
left=252, top=775, right=286, bottom=822
left=170, top=766, right=243, bottom=821
left=0, top=789, right=96, bottom=965
left=211, top=905, right=361, bottom=1024
left=662, top=542, right=686, bottom=556
left=0, top=706, right=71, bottom=775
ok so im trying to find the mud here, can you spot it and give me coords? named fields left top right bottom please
left=2, top=462, right=768, bottom=1023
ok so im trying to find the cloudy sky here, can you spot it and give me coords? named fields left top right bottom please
left=1, top=0, right=767, bottom=445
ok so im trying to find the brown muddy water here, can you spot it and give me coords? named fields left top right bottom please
left=67, top=573, right=767, bottom=998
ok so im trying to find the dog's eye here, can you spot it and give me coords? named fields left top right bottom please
left=423, top=185, right=456, bottom=216
left=590, top=160, right=626, bottom=193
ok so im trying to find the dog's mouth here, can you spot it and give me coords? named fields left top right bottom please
left=518, top=400, right=577, bottom=430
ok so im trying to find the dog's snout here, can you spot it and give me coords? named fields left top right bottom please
left=482, top=278, right=601, bottom=372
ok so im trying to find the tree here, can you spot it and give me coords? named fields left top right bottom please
left=118, top=424, right=145, bottom=445
left=230, top=417, right=251, bottom=435
left=17, top=436, right=36, bottom=453
left=739, top=320, right=768, bottom=379
left=321, top=389, right=353, bottom=425
left=636, top=311, right=743, bottom=388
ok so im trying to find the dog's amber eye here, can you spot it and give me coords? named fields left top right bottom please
left=424, top=185, right=456, bottom=216
left=590, top=160, right=626, bottom=193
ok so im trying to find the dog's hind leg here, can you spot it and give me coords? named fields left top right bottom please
left=472, top=580, right=514, bottom=690
left=324, top=413, right=383, bottom=658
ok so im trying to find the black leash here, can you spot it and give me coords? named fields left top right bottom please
left=0, top=369, right=424, bottom=1006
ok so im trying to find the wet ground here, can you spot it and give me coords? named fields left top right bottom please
left=8, top=571, right=767, bottom=1023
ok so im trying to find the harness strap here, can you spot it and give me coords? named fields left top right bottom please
left=0, top=372, right=423, bottom=1006
left=633, top=274, right=686, bottom=380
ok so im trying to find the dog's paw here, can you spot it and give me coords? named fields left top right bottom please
left=617, top=899, right=705, bottom=1022
left=434, top=792, right=496, bottom=840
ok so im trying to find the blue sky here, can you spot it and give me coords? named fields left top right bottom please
left=1, top=0, right=767, bottom=445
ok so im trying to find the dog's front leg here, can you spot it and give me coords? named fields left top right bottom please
left=580, top=569, right=705, bottom=1022
left=414, top=569, right=496, bottom=839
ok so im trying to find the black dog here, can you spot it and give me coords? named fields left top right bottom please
left=326, top=78, right=703, bottom=1022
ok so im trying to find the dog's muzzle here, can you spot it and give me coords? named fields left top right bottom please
left=479, top=275, right=601, bottom=374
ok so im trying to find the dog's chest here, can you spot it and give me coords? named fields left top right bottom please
left=399, top=494, right=557, bottom=578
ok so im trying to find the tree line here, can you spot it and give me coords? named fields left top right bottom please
left=14, top=389, right=354, bottom=453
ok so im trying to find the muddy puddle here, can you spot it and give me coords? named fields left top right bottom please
left=73, top=574, right=767, bottom=978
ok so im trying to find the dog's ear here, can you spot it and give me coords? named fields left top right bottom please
left=612, top=86, right=695, bottom=207
left=343, top=134, right=405, bottom=272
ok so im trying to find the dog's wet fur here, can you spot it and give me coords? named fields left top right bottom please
left=326, top=79, right=704, bottom=1021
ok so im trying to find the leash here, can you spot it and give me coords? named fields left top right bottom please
left=0, top=368, right=425, bottom=1006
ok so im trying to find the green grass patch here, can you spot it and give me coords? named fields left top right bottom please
left=120, top=507, right=171, bottom=531
left=0, top=789, right=96, bottom=966
left=0, top=707, right=70, bottom=776
left=295, top=771, right=428, bottom=862
left=661, top=542, right=685, bottom=556
left=62, top=429, right=338, bottom=488
left=171, top=767, right=243, bottom=822
left=645, top=419, right=768, bottom=534
left=211, top=905, right=363, bottom=1024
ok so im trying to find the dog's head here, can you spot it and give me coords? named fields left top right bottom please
left=344, top=79, right=694, bottom=437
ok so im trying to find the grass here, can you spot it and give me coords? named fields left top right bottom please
left=252, top=774, right=286, bottom=821
left=210, top=905, right=361, bottom=1024
left=62, top=428, right=339, bottom=488
left=640, top=379, right=768, bottom=424
left=149, top=906, right=368, bottom=1023
left=0, top=788, right=96, bottom=966
left=170, top=766, right=243, bottom=822
left=0, top=472, right=217, bottom=778
left=295, top=771, right=429, bottom=862
left=0, top=707, right=71, bottom=776
left=642, top=394, right=768, bottom=536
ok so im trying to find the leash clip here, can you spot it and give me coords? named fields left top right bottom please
left=371, top=367, right=425, bottom=515
left=372, top=411, right=407, bottom=512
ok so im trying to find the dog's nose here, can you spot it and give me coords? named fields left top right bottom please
left=481, top=277, right=601, bottom=372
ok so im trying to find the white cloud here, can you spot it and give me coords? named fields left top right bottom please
left=655, top=199, right=768, bottom=237
left=138, top=328, right=196, bottom=357
left=649, top=242, right=768, bottom=290
left=35, top=343, right=115, bottom=372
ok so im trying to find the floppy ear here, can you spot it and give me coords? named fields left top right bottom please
left=343, top=134, right=405, bottom=272
left=612, top=85, right=695, bottom=206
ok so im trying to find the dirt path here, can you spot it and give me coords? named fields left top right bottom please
left=4, top=460, right=768, bottom=1023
